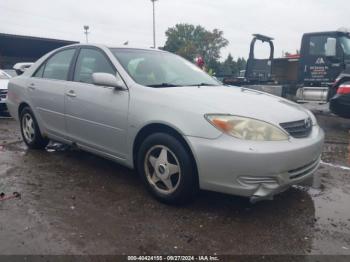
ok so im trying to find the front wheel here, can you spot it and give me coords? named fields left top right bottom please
left=20, top=107, right=49, bottom=149
left=137, top=133, right=198, bottom=204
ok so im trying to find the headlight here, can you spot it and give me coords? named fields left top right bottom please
left=205, top=114, right=289, bottom=141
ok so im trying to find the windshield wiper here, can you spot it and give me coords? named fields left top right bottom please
left=188, top=83, right=215, bottom=87
left=147, top=83, right=182, bottom=88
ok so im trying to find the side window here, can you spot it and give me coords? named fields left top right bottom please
left=43, top=49, right=75, bottom=81
left=309, top=36, right=328, bottom=56
left=74, top=48, right=116, bottom=84
left=33, top=64, right=45, bottom=78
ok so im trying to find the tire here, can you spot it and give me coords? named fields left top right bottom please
left=20, top=106, right=49, bottom=149
left=137, top=133, right=198, bottom=204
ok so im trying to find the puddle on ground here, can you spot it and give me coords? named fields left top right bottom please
left=321, top=161, right=350, bottom=171
left=45, top=142, right=71, bottom=153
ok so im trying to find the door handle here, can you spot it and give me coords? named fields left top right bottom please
left=28, top=83, right=36, bottom=90
left=66, top=90, right=76, bottom=97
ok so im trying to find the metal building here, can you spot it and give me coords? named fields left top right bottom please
left=0, top=33, right=78, bottom=69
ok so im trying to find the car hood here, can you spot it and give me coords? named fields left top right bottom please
left=0, top=79, right=9, bottom=90
left=160, top=85, right=310, bottom=125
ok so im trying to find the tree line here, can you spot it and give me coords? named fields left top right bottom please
left=163, top=23, right=246, bottom=76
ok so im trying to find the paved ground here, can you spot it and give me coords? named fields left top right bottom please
left=0, top=107, right=349, bottom=255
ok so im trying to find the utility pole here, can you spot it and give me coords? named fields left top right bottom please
left=83, top=25, right=90, bottom=43
left=150, top=0, right=158, bottom=48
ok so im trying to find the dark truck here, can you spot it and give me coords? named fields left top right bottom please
left=224, top=30, right=350, bottom=118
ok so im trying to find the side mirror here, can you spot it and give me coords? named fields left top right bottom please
left=325, top=38, right=337, bottom=57
left=92, top=73, right=126, bottom=90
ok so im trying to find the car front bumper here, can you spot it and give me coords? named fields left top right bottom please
left=0, top=88, right=8, bottom=112
left=0, top=99, right=8, bottom=112
left=186, top=125, right=324, bottom=201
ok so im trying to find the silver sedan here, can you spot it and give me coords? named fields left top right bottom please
left=6, top=44, right=324, bottom=204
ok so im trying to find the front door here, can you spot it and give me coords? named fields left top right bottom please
left=64, top=47, right=129, bottom=159
left=302, top=35, right=342, bottom=85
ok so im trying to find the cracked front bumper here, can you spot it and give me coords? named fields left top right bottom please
left=186, top=125, right=324, bottom=200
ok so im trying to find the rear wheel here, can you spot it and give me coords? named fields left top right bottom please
left=20, top=107, right=49, bottom=149
left=137, top=133, right=198, bottom=204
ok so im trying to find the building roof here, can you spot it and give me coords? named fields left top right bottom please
left=0, top=33, right=79, bottom=58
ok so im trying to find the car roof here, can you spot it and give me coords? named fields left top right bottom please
left=62, top=43, right=166, bottom=53
left=303, top=31, right=350, bottom=37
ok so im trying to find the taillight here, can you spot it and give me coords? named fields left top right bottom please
left=337, top=84, right=350, bottom=95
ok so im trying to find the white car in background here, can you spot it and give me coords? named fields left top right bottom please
left=0, top=63, right=32, bottom=114
left=3, top=69, right=17, bottom=77
left=0, top=70, right=11, bottom=113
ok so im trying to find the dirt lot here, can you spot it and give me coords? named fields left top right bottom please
left=0, top=110, right=349, bottom=255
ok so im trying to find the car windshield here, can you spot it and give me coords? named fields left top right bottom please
left=110, top=48, right=220, bottom=87
left=339, top=36, right=350, bottom=57
left=0, top=71, right=10, bottom=80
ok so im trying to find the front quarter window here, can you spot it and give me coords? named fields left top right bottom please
left=110, top=48, right=219, bottom=87
left=33, top=64, right=45, bottom=78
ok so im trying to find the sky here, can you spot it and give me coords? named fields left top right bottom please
left=0, top=0, right=348, bottom=60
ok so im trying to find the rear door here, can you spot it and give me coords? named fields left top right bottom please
left=64, top=47, right=129, bottom=159
left=28, top=48, right=76, bottom=138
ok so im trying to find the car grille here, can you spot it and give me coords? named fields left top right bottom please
left=0, top=89, right=7, bottom=99
left=288, top=158, right=320, bottom=180
left=280, top=118, right=312, bottom=138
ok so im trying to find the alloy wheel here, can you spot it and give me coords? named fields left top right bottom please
left=22, top=113, right=35, bottom=143
left=144, top=145, right=181, bottom=194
